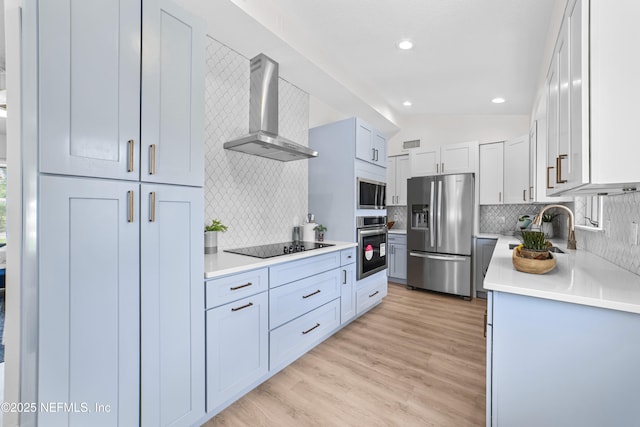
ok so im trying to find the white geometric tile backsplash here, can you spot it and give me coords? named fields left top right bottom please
left=577, top=192, right=640, bottom=275
left=204, top=37, right=309, bottom=249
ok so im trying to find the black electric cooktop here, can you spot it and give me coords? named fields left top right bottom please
left=225, top=241, right=335, bottom=259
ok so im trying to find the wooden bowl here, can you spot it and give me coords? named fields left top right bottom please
left=512, top=247, right=556, bottom=274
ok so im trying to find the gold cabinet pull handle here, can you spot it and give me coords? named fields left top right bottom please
left=127, top=140, right=135, bottom=172
left=546, top=166, right=555, bottom=189
left=369, top=290, right=380, bottom=298
left=149, top=192, right=156, bottom=222
left=149, top=144, right=156, bottom=175
left=231, top=302, right=253, bottom=312
left=127, top=190, right=134, bottom=223
left=302, top=323, right=320, bottom=335
left=556, top=154, right=567, bottom=184
left=230, top=282, right=253, bottom=291
left=302, top=289, right=321, bottom=299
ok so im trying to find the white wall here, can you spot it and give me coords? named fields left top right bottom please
left=388, top=114, right=529, bottom=155
left=309, top=96, right=349, bottom=129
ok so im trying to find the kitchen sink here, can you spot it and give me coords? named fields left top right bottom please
left=508, top=243, right=565, bottom=254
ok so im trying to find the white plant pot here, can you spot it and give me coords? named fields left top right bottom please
left=204, top=231, right=218, bottom=254
left=542, top=222, right=554, bottom=239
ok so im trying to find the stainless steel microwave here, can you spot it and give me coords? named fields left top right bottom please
left=357, top=178, right=386, bottom=210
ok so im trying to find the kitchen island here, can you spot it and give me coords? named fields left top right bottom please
left=484, top=237, right=640, bottom=427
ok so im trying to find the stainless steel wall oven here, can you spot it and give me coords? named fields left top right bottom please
left=357, top=216, right=387, bottom=279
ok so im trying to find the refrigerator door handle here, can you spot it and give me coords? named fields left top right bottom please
left=437, top=179, right=443, bottom=247
left=429, top=180, right=435, bottom=247
left=409, top=252, right=469, bottom=262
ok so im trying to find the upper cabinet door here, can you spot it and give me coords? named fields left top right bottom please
left=440, top=141, right=476, bottom=175
left=142, top=0, right=205, bottom=187
left=373, top=131, right=387, bottom=167
left=140, top=183, right=204, bottom=427
left=410, top=146, right=440, bottom=177
left=503, top=135, right=530, bottom=204
left=355, top=120, right=375, bottom=163
left=479, top=143, right=504, bottom=205
left=39, top=0, right=141, bottom=180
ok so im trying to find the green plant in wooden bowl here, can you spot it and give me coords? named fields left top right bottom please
left=513, top=230, right=556, bottom=274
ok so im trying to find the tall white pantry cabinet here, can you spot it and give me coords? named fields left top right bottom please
left=37, top=1, right=205, bottom=426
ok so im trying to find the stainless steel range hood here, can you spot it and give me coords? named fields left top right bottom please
left=224, top=54, right=318, bottom=161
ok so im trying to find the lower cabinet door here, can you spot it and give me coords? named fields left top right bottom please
left=270, top=299, right=341, bottom=372
left=141, top=184, right=204, bottom=427
left=356, top=277, right=388, bottom=315
left=340, top=264, right=356, bottom=324
left=206, top=292, right=269, bottom=413
left=38, top=175, right=140, bottom=426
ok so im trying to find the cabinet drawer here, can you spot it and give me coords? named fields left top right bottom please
left=206, top=292, right=268, bottom=413
left=340, top=247, right=356, bottom=266
left=270, top=251, right=341, bottom=288
left=387, top=233, right=406, bottom=245
left=270, top=269, right=341, bottom=329
left=205, top=268, right=269, bottom=309
left=356, top=279, right=387, bottom=315
left=270, top=299, right=341, bottom=372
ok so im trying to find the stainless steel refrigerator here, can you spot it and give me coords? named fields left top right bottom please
left=407, top=174, right=474, bottom=298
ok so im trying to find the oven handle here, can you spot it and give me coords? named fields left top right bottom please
left=409, top=252, right=468, bottom=262
left=358, top=227, right=387, bottom=237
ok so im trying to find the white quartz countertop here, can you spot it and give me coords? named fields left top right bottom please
left=484, top=236, right=640, bottom=314
left=388, top=228, right=406, bottom=234
left=205, top=241, right=357, bottom=279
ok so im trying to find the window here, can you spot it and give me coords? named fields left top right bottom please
left=575, top=195, right=604, bottom=231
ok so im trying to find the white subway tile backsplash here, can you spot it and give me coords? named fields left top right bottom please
left=204, top=37, right=310, bottom=250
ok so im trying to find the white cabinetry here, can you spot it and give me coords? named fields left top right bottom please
left=387, top=155, right=410, bottom=205
left=36, top=1, right=205, bottom=426
left=356, top=118, right=387, bottom=167
left=387, top=233, right=407, bottom=282
left=479, top=136, right=529, bottom=205
left=545, top=0, right=640, bottom=195
left=503, top=135, right=530, bottom=204
left=410, top=141, right=477, bottom=177
left=479, top=143, right=504, bottom=205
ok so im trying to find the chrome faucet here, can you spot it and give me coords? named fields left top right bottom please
left=533, top=204, right=577, bottom=250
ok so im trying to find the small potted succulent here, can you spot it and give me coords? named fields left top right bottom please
left=204, top=219, right=228, bottom=254
left=313, top=224, right=327, bottom=242
left=541, top=212, right=560, bottom=238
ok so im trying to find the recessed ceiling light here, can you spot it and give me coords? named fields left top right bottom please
left=402, top=101, right=412, bottom=107
left=397, top=39, right=414, bottom=50
left=492, top=97, right=506, bottom=104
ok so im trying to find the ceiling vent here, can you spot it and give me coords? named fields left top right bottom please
left=403, top=139, right=420, bottom=149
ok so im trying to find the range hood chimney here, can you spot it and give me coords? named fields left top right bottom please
left=224, top=54, right=318, bottom=161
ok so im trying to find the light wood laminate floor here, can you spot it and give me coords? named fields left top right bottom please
left=204, top=282, right=487, bottom=427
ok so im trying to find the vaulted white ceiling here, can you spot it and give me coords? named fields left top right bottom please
left=176, top=0, right=563, bottom=135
